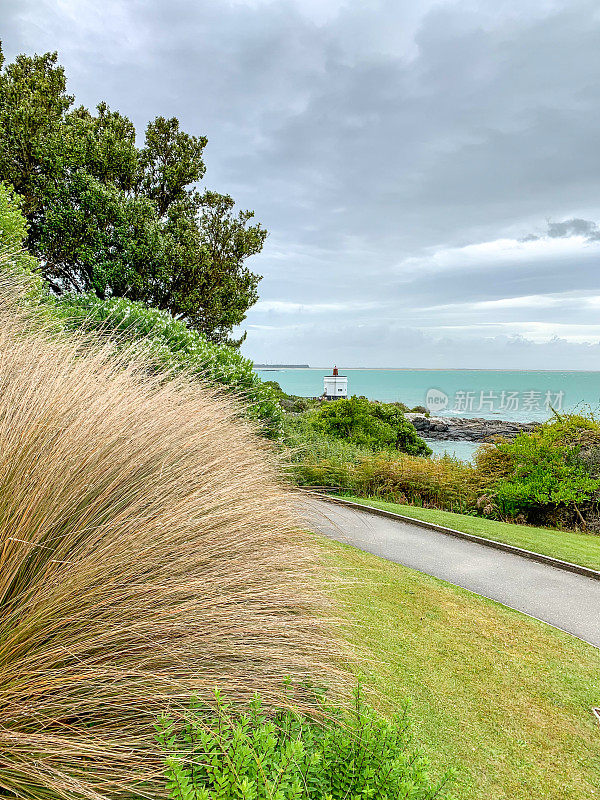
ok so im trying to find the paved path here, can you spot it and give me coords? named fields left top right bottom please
left=305, top=498, right=600, bottom=648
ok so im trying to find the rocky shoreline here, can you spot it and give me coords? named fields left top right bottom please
left=405, top=413, right=538, bottom=442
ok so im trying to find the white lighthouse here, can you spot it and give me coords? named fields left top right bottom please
left=323, top=366, right=348, bottom=400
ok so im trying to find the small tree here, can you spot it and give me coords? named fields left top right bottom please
left=484, top=414, right=600, bottom=524
left=0, top=46, right=266, bottom=345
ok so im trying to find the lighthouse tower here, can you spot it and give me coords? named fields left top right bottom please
left=323, top=366, right=348, bottom=400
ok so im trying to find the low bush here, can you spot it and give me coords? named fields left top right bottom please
left=307, top=396, right=431, bottom=456
left=283, top=416, right=375, bottom=490
left=157, top=688, right=452, bottom=800
left=284, top=417, right=480, bottom=511
left=476, top=414, right=600, bottom=527
left=350, top=452, right=481, bottom=512
left=0, top=275, right=336, bottom=800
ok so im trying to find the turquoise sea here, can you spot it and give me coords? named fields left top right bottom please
left=256, top=369, right=600, bottom=460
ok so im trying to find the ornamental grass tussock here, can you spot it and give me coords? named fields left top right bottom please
left=0, top=270, right=339, bottom=800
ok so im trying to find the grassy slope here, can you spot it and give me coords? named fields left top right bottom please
left=337, top=495, right=600, bottom=571
left=322, top=536, right=600, bottom=800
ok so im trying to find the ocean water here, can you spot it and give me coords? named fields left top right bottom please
left=424, top=439, right=482, bottom=463
left=255, top=368, right=600, bottom=424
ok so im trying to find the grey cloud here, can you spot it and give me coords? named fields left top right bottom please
left=547, top=219, right=598, bottom=239
left=3, top=0, right=600, bottom=367
left=520, top=218, right=600, bottom=242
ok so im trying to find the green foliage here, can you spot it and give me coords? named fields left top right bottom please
left=0, top=181, right=29, bottom=250
left=51, top=292, right=283, bottom=437
left=0, top=49, right=72, bottom=219
left=0, top=46, right=266, bottom=344
left=0, top=192, right=280, bottom=435
left=263, top=382, right=319, bottom=413
left=156, top=689, right=451, bottom=800
left=0, top=181, right=41, bottom=287
left=282, top=416, right=478, bottom=510
left=0, top=183, right=279, bottom=434
left=485, top=414, right=600, bottom=521
left=283, top=415, right=374, bottom=490
left=308, top=397, right=432, bottom=456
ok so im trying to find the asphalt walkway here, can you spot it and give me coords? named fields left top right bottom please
left=305, top=498, right=600, bottom=648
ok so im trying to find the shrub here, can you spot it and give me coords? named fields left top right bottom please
left=0, top=275, right=336, bottom=800
left=307, top=397, right=431, bottom=456
left=283, top=416, right=375, bottom=490
left=478, top=415, right=600, bottom=525
left=350, top=452, right=481, bottom=511
left=157, top=688, right=452, bottom=800
left=49, top=292, right=284, bottom=437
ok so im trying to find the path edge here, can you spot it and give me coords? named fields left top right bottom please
left=303, top=491, right=600, bottom=582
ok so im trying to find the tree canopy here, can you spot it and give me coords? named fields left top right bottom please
left=0, top=46, right=266, bottom=344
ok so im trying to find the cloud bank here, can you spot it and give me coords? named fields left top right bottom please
left=3, top=0, right=600, bottom=367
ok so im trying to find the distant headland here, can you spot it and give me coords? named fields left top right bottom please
left=253, top=364, right=310, bottom=369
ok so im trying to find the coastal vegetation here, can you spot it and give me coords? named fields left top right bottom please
left=308, top=395, right=432, bottom=455
left=50, top=292, right=284, bottom=436
left=277, top=377, right=600, bottom=533
left=0, top=187, right=451, bottom=800
left=0, top=272, right=339, bottom=799
left=0, top=48, right=452, bottom=800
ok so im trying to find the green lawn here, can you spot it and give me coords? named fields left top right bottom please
left=323, top=536, right=600, bottom=800
left=336, top=495, right=600, bottom=571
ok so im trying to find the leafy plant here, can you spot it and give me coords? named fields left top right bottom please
left=482, top=414, right=600, bottom=524
left=156, top=688, right=452, bottom=800
left=307, top=397, right=432, bottom=457
left=0, top=180, right=41, bottom=284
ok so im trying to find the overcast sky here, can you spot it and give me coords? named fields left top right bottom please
left=4, top=0, right=600, bottom=368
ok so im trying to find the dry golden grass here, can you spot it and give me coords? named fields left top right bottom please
left=350, top=452, right=481, bottom=511
left=0, top=274, right=337, bottom=800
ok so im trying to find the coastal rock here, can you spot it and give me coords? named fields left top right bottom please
left=405, top=413, right=538, bottom=442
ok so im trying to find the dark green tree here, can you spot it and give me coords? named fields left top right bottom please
left=0, top=46, right=266, bottom=344
left=0, top=49, right=72, bottom=220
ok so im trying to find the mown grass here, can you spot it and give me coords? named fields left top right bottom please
left=337, top=495, right=600, bottom=571
left=322, top=536, right=600, bottom=800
